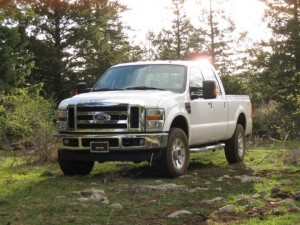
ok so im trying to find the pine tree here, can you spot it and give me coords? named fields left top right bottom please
left=149, top=0, right=203, bottom=60
left=0, top=1, right=34, bottom=93
left=250, top=0, right=300, bottom=138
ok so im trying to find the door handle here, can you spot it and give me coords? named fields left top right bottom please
left=208, top=102, right=212, bottom=109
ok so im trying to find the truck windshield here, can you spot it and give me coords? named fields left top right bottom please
left=93, top=64, right=187, bottom=93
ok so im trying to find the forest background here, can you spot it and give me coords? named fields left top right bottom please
left=0, top=0, right=299, bottom=162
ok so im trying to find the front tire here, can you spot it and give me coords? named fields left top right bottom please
left=225, top=124, right=246, bottom=163
left=58, top=154, right=94, bottom=175
left=159, top=128, right=189, bottom=177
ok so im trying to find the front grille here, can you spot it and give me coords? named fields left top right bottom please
left=66, top=103, right=142, bottom=132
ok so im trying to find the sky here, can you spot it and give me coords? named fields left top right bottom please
left=119, top=0, right=267, bottom=44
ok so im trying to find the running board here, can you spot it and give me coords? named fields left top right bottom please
left=190, top=143, right=225, bottom=153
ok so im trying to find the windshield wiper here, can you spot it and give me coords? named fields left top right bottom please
left=93, top=88, right=123, bottom=92
left=125, top=86, right=166, bottom=91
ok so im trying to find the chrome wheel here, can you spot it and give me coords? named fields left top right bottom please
left=237, top=132, right=245, bottom=158
left=159, top=128, right=189, bottom=177
left=224, top=124, right=246, bottom=164
left=172, top=138, right=186, bottom=170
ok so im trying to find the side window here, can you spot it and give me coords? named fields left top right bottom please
left=190, top=67, right=204, bottom=87
left=200, top=67, right=222, bottom=94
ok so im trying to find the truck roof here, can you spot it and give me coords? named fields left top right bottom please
left=112, top=60, right=214, bottom=69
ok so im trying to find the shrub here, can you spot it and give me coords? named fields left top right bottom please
left=0, top=86, right=57, bottom=162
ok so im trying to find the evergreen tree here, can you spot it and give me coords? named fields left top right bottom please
left=26, top=0, right=134, bottom=100
left=149, top=0, right=203, bottom=60
left=0, top=1, right=34, bottom=93
left=196, top=0, right=241, bottom=75
left=249, top=0, right=300, bottom=139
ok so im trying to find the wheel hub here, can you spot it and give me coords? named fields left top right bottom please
left=172, top=138, right=186, bottom=169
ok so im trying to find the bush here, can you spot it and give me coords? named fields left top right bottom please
left=253, top=100, right=299, bottom=140
left=0, top=86, right=57, bottom=162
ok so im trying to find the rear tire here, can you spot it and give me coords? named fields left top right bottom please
left=58, top=155, right=94, bottom=175
left=159, top=128, right=189, bottom=177
left=225, top=124, right=246, bottom=163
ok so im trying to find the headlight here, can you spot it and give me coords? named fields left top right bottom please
left=57, top=109, right=68, bottom=131
left=146, top=109, right=164, bottom=131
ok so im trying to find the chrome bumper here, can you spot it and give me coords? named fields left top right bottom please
left=55, top=132, right=168, bottom=151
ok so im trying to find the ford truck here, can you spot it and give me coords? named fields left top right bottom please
left=55, top=60, right=252, bottom=177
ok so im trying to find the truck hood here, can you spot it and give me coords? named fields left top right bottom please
left=59, top=90, right=177, bottom=109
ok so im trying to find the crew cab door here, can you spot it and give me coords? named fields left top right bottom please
left=189, top=67, right=213, bottom=144
left=200, top=67, right=229, bottom=141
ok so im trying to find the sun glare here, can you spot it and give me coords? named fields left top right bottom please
left=231, top=0, right=266, bottom=37
left=120, top=0, right=267, bottom=43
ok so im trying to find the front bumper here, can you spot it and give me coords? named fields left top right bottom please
left=55, top=132, right=169, bottom=151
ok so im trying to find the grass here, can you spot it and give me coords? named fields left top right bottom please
left=0, top=141, right=299, bottom=225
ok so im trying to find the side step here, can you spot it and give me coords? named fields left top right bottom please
left=190, top=143, right=225, bottom=153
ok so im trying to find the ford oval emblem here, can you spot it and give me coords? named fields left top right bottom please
left=93, top=112, right=111, bottom=121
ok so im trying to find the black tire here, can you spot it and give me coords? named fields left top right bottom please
left=58, top=156, right=94, bottom=175
left=159, top=128, right=189, bottom=177
left=224, top=124, right=246, bottom=163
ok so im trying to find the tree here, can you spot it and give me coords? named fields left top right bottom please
left=26, top=0, right=134, bottom=100
left=148, top=0, right=203, bottom=60
left=0, top=1, right=34, bottom=93
left=249, top=0, right=300, bottom=139
left=70, top=0, right=133, bottom=87
left=196, top=0, right=242, bottom=75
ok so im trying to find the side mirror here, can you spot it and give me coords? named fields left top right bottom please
left=76, top=82, right=91, bottom=94
left=203, top=80, right=217, bottom=99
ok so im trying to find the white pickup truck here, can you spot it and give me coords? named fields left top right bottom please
left=55, top=60, right=252, bottom=177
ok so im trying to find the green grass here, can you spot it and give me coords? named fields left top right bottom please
left=0, top=141, right=299, bottom=225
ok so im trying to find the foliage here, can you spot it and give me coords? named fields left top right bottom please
left=0, top=1, right=35, bottom=93
left=1, top=0, right=138, bottom=101
left=0, top=86, right=56, bottom=162
left=146, top=0, right=202, bottom=60
left=221, top=74, right=247, bottom=95
left=247, top=0, right=300, bottom=139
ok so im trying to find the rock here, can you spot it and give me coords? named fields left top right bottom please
left=189, top=187, right=209, bottom=193
left=281, top=180, right=294, bottom=185
left=148, top=200, right=157, bottom=204
left=252, top=193, right=261, bottom=199
left=205, top=181, right=211, bottom=185
left=271, top=187, right=291, bottom=199
left=179, top=175, right=193, bottom=179
left=236, top=197, right=249, bottom=206
left=294, top=191, right=300, bottom=201
left=217, top=175, right=230, bottom=182
left=157, top=183, right=186, bottom=191
left=236, top=196, right=259, bottom=206
left=250, top=166, right=259, bottom=171
left=214, top=187, right=222, bottom=192
left=235, top=175, right=260, bottom=183
left=154, top=180, right=163, bottom=184
left=130, top=183, right=186, bottom=192
left=54, top=195, right=67, bottom=200
left=269, top=159, right=275, bottom=164
left=202, top=197, right=224, bottom=204
left=167, top=210, right=192, bottom=218
left=109, top=203, right=124, bottom=211
left=74, top=188, right=109, bottom=204
left=217, top=204, right=235, bottom=213
left=277, top=198, right=300, bottom=212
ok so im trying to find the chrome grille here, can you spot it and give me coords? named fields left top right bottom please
left=67, top=103, right=143, bottom=132
left=76, top=104, right=128, bottom=130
